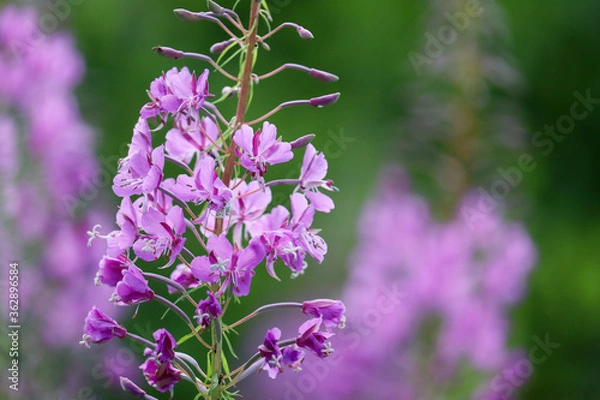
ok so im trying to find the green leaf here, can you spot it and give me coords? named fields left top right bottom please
left=223, top=331, right=239, bottom=359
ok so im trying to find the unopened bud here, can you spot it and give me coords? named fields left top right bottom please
left=309, top=68, right=339, bottom=83
left=310, top=93, right=341, bottom=108
left=120, top=377, right=149, bottom=398
left=296, top=26, right=314, bottom=40
left=173, top=8, right=202, bottom=22
left=290, top=134, right=316, bottom=149
left=153, top=46, right=183, bottom=59
left=210, top=39, right=235, bottom=54
left=208, top=1, right=225, bottom=15
left=221, top=86, right=239, bottom=98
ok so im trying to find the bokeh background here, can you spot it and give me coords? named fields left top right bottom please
left=2, top=0, right=600, bottom=398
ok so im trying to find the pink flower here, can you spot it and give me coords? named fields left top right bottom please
left=81, top=307, right=127, bottom=346
left=234, top=122, right=293, bottom=177
left=191, top=235, right=265, bottom=297
left=171, top=156, right=232, bottom=210
left=133, top=206, right=186, bottom=265
left=298, top=144, right=335, bottom=213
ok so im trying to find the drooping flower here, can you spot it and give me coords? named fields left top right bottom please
left=81, top=307, right=127, bottom=346
left=258, top=328, right=284, bottom=379
left=140, top=357, right=182, bottom=393
left=195, top=291, right=223, bottom=330
left=140, top=328, right=182, bottom=393
left=153, top=328, right=178, bottom=364
left=295, top=317, right=334, bottom=359
left=112, top=266, right=155, bottom=305
left=95, top=254, right=133, bottom=287
left=234, top=122, right=293, bottom=177
left=191, top=234, right=265, bottom=297
left=301, top=299, right=346, bottom=329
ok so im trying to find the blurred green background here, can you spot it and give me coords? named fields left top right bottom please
left=28, top=0, right=600, bottom=397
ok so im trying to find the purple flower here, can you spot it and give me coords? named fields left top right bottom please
left=162, top=67, right=209, bottom=115
left=105, top=197, right=141, bottom=257
left=259, top=328, right=284, bottom=379
left=301, top=299, right=346, bottom=329
left=140, top=357, right=182, bottom=393
left=296, top=317, right=333, bottom=358
left=234, top=122, right=293, bottom=177
left=230, top=179, right=272, bottom=242
left=171, top=156, right=232, bottom=210
left=140, top=67, right=210, bottom=119
left=140, top=328, right=182, bottom=393
left=95, top=254, right=132, bottom=287
left=166, top=116, right=219, bottom=164
left=282, top=345, right=305, bottom=371
left=246, top=194, right=326, bottom=278
left=113, top=144, right=165, bottom=197
left=298, top=144, right=335, bottom=213
left=112, top=266, right=155, bottom=305
left=168, top=264, right=199, bottom=294
left=191, top=235, right=265, bottom=297
left=81, top=307, right=126, bottom=346
left=153, top=328, right=178, bottom=364
left=132, top=206, right=186, bottom=265
left=195, top=291, right=223, bottom=330
left=141, top=74, right=169, bottom=119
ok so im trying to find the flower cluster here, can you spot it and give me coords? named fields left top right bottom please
left=83, top=2, right=345, bottom=398
left=251, top=168, right=537, bottom=399
left=0, top=5, right=125, bottom=398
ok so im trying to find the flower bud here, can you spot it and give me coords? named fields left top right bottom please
left=310, top=93, right=341, bottom=108
left=120, top=377, right=151, bottom=398
left=309, top=68, right=339, bottom=83
left=208, top=0, right=226, bottom=15
left=221, top=86, right=239, bottom=98
left=210, top=39, right=235, bottom=54
left=173, top=8, right=201, bottom=22
left=296, top=26, right=314, bottom=40
left=290, top=134, right=315, bottom=149
left=153, top=46, right=183, bottom=59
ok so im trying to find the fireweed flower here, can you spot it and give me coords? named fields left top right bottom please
left=301, top=299, right=346, bottom=329
left=251, top=169, right=536, bottom=400
left=112, top=266, right=155, bottom=305
left=81, top=307, right=127, bottom=346
left=195, top=291, right=223, bottom=330
left=83, top=2, right=345, bottom=398
left=297, top=144, right=336, bottom=213
left=0, top=5, right=128, bottom=398
left=234, top=122, right=294, bottom=178
left=191, top=234, right=265, bottom=297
